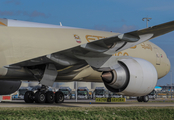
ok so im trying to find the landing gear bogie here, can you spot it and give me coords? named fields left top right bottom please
left=137, top=95, right=149, bottom=102
left=24, top=90, right=64, bottom=104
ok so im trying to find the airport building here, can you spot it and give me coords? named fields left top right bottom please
left=19, top=81, right=105, bottom=91
left=52, top=81, right=105, bottom=92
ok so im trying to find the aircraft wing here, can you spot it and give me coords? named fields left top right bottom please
left=9, top=20, right=174, bottom=69
left=80, top=20, right=174, bottom=55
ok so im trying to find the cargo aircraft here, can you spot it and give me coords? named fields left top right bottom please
left=0, top=18, right=173, bottom=103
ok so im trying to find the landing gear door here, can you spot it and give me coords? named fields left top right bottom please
left=154, top=47, right=161, bottom=65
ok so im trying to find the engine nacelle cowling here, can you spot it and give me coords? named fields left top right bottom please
left=102, top=58, right=158, bottom=96
left=0, top=80, right=21, bottom=95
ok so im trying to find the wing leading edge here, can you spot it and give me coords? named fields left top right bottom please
left=80, top=20, right=174, bottom=55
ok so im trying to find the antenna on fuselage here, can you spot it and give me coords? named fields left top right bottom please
left=60, top=22, right=62, bottom=26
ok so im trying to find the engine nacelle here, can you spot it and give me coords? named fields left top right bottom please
left=0, top=80, right=21, bottom=95
left=102, top=58, right=157, bottom=96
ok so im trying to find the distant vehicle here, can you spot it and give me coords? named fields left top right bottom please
left=110, top=92, right=122, bottom=98
left=12, top=91, right=19, bottom=99
left=154, top=86, right=162, bottom=91
left=71, top=91, right=76, bottom=99
left=12, top=94, right=19, bottom=99
left=59, top=87, right=72, bottom=99
left=77, top=87, right=89, bottom=99
left=88, top=91, right=93, bottom=99
left=94, top=87, right=109, bottom=98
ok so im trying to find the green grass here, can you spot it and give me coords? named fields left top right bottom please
left=0, top=107, right=174, bottom=120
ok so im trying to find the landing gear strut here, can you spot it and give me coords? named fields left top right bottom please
left=137, top=95, right=149, bottom=102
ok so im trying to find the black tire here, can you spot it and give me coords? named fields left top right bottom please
left=24, top=91, right=34, bottom=103
left=142, top=95, right=149, bottom=102
left=35, top=91, right=46, bottom=103
left=55, top=91, right=64, bottom=103
left=137, top=96, right=143, bottom=102
left=45, top=91, right=55, bottom=103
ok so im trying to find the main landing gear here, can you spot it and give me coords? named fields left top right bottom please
left=137, top=95, right=149, bottom=102
left=24, top=85, right=64, bottom=104
left=24, top=64, right=64, bottom=104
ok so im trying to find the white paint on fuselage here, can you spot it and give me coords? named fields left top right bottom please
left=5, top=19, right=79, bottom=29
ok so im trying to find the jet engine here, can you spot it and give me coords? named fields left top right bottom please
left=102, top=58, right=157, bottom=96
left=0, top=80, right=21, bottom=95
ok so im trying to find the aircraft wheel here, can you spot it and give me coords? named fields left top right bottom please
left=142, top=95, right=149, bottom=102
left=137, top=96, right=143, bottom=102
left=45, top=91, right=55, bottom=103
left=55, top=91, right=64, bottom=103
left=24, top=91, right=34, bottom=103
left=35, top=91, right=46, bottom=103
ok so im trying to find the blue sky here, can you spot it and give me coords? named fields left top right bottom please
left=0, top=0, right=174, bottom=85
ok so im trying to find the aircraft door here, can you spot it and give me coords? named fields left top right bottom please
left=154, top=47, right=161, bottom=65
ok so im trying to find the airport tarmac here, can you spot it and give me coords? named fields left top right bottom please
left=0, top=99, right=174, bottom=107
